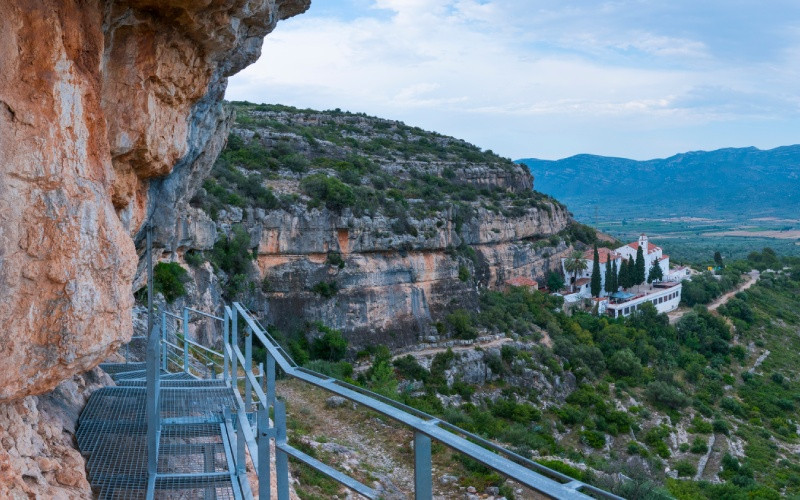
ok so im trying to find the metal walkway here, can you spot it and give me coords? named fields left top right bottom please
left=77, top=363, right=242, bottom=499
left=77, top=303, right=622, bottom=499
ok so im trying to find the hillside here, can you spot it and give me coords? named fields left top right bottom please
left=519, top=145, right=800, bottom=220
left=171, top=102, right=592, bottom=348
left=519, top=147, right=800, bottom=261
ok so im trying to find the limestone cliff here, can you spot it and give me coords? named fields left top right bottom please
left=0, top=1, right=309, bottom=403
left=168, top=104, right=585, bottom=349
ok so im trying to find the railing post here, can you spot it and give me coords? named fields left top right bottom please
left=182, top=308, right=190, bottom=373
left=161, top=310, right=167, bottom=372
left=257, top=405, right=271, bottom=500
left=414, top=432, right=432, bottom=500
left=236, top=405, right=246, bottom=476
left=146, top=324, right=161, bottom=493
left=245, top=325, right=253, bottom=411
left=232, top=306, right=239, bottom=392
left=275, top=400, right=290, bottom=500
left=223, top=308, right=230, bottom=384
left=267, top=355, right=275, bottom=412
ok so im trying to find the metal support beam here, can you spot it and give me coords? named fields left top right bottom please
left=223, top=309, right=230, bottom=383
left=146, top=324, right=161, bottom=499
left=232, top=307, right=239, bottom=391
left=257, top=406, right=271, bottom=499
left=266, top=356, right=275, bottom=412
left=236, top=405, right=246, bottom=476
left=414, top=432, right=432, bottom=499
left=275, top=400, right=290, bottom=500
left=245, top=326, right=253, bottom=410
left=161, top=311, right=167, bottom=372
left=182, top=308, right=190, bottom=373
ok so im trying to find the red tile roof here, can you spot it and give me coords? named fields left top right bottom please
left=627, top=241, right=660, bottom=254
left=575, top=278, right=590, bottom=286
left=506, top=277, right=538, bottom=288
left=581, top=247, right=621, bottom=264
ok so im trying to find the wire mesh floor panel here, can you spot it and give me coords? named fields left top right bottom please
left=101, top=363, right=146, bottom=375
left=154, top=477, right=236, bottom=500
left=158, top=424, right=228, bottom=474
left=78, top=364, right=242, bottom=499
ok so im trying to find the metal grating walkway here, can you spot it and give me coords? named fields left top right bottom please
left=77, top=363, right=242, bottom=499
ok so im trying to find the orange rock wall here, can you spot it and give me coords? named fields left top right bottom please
left=0, top=0, right=309, bottom=402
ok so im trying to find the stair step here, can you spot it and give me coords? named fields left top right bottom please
left=99, top=362, right=146, bottom=375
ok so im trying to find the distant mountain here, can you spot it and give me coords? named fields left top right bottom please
left=518, top=145, right=800, bottom=222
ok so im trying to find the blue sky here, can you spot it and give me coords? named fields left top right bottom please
left=227, top=0, right=800, bottom=160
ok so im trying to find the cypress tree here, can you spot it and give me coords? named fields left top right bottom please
left=619, top=258, right=628, bottom=289
left=590, top=244, right=602, bottom=297
left=635, top=246, right=645, bottom=286
left=626, top=256, right=636, bottom=289
left=606, top=258, right=618, bottom=294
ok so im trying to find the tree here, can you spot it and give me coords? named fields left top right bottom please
left=648, top=259, right=663, bottom=283
left=590, top=244, right=602, bottom=297
left=604, top=258, right=617, bottom=295
left=635, top=246, right=646, bottom=287
left=618, top=258, right=629, bottom=290
left=714, top=251, right=724, bottom=269
left=547, top=271, right=565, bottom=292
left=564, top=251, right=588, bottom=291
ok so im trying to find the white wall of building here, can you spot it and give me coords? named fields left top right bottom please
left=607, top=285, right=682, bottom=318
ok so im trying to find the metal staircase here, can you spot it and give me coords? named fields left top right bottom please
left=76, top=303, right=622, bottom=499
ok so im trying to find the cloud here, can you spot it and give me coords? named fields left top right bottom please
left=227, top=0, right=800, bottom=159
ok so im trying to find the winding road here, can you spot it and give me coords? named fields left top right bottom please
left=668, top=270, right=760, bottom=324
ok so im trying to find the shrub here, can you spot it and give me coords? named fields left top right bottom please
left=607, top=348, right=642, bottom=378
left=184, top=250, right=205, bottom=268
left=325, top=252, right=345, bottom=269
left=446, top=309, right=477, bottom=339
left=674, top=459, right=696, bottom=477
left=458, top=264, right=471, bottom=282
left=300, top=173, right=355, bottom=211
left=312, top=280, right=339, bottom=299
left=580, top=430, right=606, bottom=449
left=690, top=437, right=708, bottom=454
left=153, top=262, right=189, bottom=303
left=309, top=326, right=347, bottom=362
left=712, top=419, right=729, bottom=435
left=645, top=381, right=690, bottom=409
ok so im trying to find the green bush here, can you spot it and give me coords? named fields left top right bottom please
left=325, top=252, right=345, bottom=269
left=690, top=437, right=708, bottom=454
left=184, top=250, right=205, bottom=268
left=311, top=280, right=339, bottom=299
left=674, top=459, right=696, bottom=477
left=309, top=326, right=347, bottom=361
left=645, top=381, right=690, bottom=409
left=607, top=348, right=642, bottom=378
left=300, top=173, right=355, bottom=212
left=446, top=309, right=477, bottom=339
left=153, top=262, right=189, bottom=303
left=580, top=430, right=606, bottom=449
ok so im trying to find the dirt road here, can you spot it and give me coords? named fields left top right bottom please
left=668, top=270, right=760, bottom=324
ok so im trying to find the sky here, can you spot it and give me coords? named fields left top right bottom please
left=226, top=0, right=800, bottom=160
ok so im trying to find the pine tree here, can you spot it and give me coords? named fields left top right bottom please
left=648, top=259, right=663, bottom=283
left=635, top=246, right=645, bottom=286
left=590, top=244, right=602, bottom=297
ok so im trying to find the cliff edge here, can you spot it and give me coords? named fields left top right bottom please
left=0, top=0, right=310, bottom=403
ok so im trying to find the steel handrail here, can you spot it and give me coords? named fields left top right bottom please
left=231, top=302, right=620, bottom=500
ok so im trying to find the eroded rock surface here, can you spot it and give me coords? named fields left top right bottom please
left=0, top=368, right=111, bottom=499
left=0, top=0, right=309, bottom=402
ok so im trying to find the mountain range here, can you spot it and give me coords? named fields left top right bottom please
left=518, top=145, right=800, bottom=222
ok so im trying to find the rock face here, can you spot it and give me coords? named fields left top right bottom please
left=0, top=368, right=112, bottom=499
left=0, top=1, right=309, bottom=402
left=175, top=104, right=579, bottom=349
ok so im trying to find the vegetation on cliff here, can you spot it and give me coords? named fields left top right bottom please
left=281, top=250, right=800, bottom=498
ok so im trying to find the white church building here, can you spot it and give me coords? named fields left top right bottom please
left=560, top=234, right=689, bottom=317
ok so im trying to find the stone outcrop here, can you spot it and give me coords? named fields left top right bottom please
left=0, top=368, right=112, bottom=499
left=170, top=105, right=577, bottom=349
left=0, top=0, right=309, bottom=402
